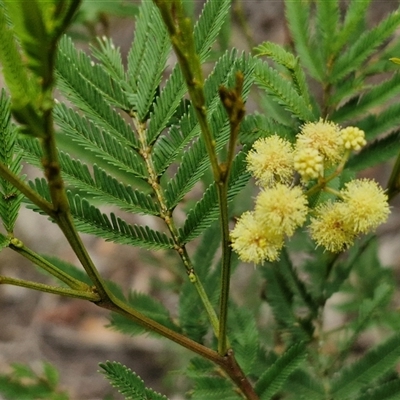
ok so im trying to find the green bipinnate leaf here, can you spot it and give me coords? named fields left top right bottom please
left=330, top=333, right=400, bottom=398
left=255, top=342, right=306, bottom=400
left=0, top=89, right=24, bottom=233
left=100, top=361, right=168, bottom=400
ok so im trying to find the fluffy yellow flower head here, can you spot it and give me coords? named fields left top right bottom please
left=230, top=211, right=284, bottom=264
left=293, top=147, right=324, bottom=181
left=309, top=201, right=356, bottom=252
left=296, top=119, right=343, bottom=164
left=340, top=126, right=367, bottom=151
left=255, top=184, right=308, bottom=236
left=340, top=179, right=389, bottom=233
left=246, top=135, right=294, bottom=187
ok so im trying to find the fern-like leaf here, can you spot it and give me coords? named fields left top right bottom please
left=255, top=342, right=306, bottom=400
left=229, top=305, right=259, bottom=376
left=55, top=46, right=139, bottom=149
left=331, top=0, right=372, bottom=56
left=254, top=42, right=311, bottom=107
left=261, top=264, right=312, bottom=341
left=357, top=103, right=400, bottom=140
left=355, top=379, right=400, bottom=400
left=99, top=361, right=168, bottom=400
left=18, top=138, right=156, bottom=216
left=332, top=72, right=400, bottom=122
left=27, top=179, right=172, bottom=250
left=134, top=10, right=170, bottom=122
left=146, top=0, right=232, bottom=145
left=254, top=58, right=315, bottom=122
left=67, top=193, right=172, bottom=250
left=191, top=376, right=238, bottom=400
left=284, top=369, right=325, bottom=400
left=0, top=9, right=35, bottom=106
left=330, top=333, right=400, bottom=398
left=53, top=103, right=147, bottom=179
left=315, top=0, right=339, bottom=63
left=330, top=11, right=400, bottom=83
left=90, top=36, right=126, bottom=85
left=146, top=65, right=187, bottom=145
left=285, top=0, right=323, bottom=80
left=194, top=0, right=231, bottom=62
left=352, top=283, right=392, bottom=338
left=0, top=89, right=24, bottom=233
left=58, top=35, right=130, bottom=110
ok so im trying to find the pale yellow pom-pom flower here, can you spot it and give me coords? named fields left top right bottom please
left=230, top=211, right=284, bottom=264
left=255, top=184, right=308, bottom=236
left=340, top=126, right=367, bottom=151
left=246, top=135, right=294, bottom=187
left=340, top=179, right=390, bottom=234
left=293, top=147, right=324, bottom=181
left=297, top=119, right=343, bottom=164
left=309, top=201, right=356, bottom=253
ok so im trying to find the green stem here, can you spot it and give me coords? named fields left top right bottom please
left=153, top=0, right=220, bottom=182
left=9, top=238, right=90, bottom=291
left=193, top=277, right=220, bottom=337
left=217, top=182, right=231, bottom=355
left=0, top=275, right=100, bottom=301
left=217, top=74, right=246, bottom=355
left=55, top=213, right=111, bottom=300
left=133, top=117, right=221, bottom=337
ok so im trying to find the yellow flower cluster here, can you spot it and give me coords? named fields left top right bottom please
left=231, top=120, right=389, bottom=264
left=246, top=135, right=294, bottom=187
left=309, top=179, right=389, bottom=252
left=231, top=185, right=307, bottom=263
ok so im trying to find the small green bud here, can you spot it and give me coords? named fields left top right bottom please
left=10, top=238, right=24, bottom=248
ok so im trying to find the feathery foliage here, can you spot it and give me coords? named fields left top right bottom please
left=0, top=90, right=24, bottom=234
left=99, top=361, right=168, bottom=400
left=1, top=0, right=400, bottom=399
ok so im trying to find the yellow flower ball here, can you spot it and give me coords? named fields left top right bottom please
left=296, top=119, right=343, bottom=164
left=340, top=126, right=367, bottom=151
left=309, top=201, right=356, bottom=252
left=246, top=135, right=294, bottom=187
left=293, top=147, right=324, bottom=181
left=230, top=211, right=284, bottom=264
left=340, top=179, right=390, bottom=233
left=255, top=184, right=308, bottom=236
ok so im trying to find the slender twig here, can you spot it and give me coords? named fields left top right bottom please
left=217, top=74, right=246, bottom=355
left=153, top=0, right=220, bottom=181
left=148, top=5, right=259, bottom=399
left=153, top=0, right=225, bottom=339
left=9, top=237, right=90, bottom=291
left=133, top=115, right=221, bottom=337
left=0, top=275, right=100, bottom=301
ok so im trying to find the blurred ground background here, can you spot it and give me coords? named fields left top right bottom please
left=1, top=0, right=400, bottom=399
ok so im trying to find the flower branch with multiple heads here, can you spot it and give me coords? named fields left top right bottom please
left=231, top=120, right=390, bottom=264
